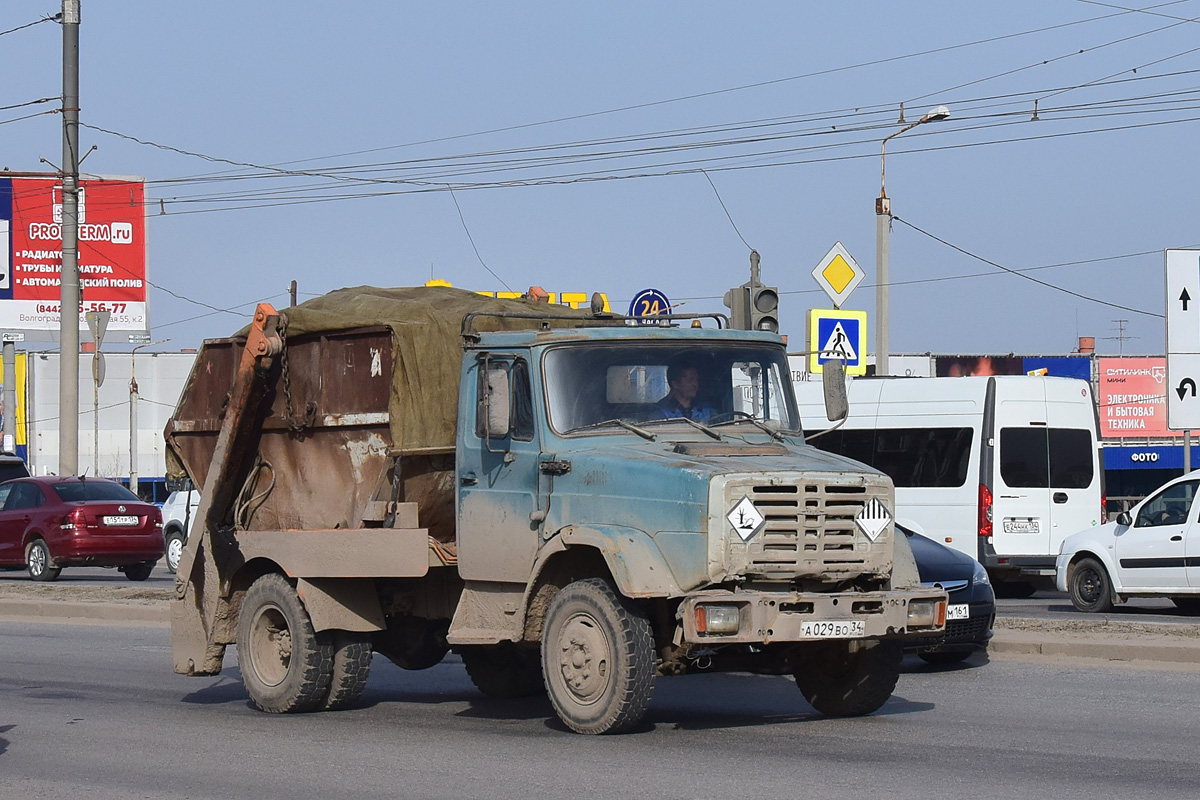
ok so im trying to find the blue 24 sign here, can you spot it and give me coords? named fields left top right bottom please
left=628, top=288, right=671, bottom=321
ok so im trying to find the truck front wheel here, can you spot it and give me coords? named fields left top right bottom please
left=541, top=578, right=655, bottom=735
left=237, top=573, right=333, bottom=713
left=793, top=639, right=902, bottom=717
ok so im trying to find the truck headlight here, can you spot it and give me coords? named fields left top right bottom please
left=907, top=599, right=947, bottom=629
left=695, top=604, right=740, bottom=635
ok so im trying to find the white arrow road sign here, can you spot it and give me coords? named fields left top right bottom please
left=1166, top=249, right=1200, bottom=430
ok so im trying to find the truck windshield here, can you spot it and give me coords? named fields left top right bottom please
left=544, top=344, right=800, bottom=435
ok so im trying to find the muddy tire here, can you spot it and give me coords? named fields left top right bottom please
left=320, top=631, right=372, bottom=710
left=236, top=573, right=333, bottom=713
left=541, top=577, right=655, bottom=735
left=26, top=539, right=61, bottom=582
left=794, top=639, right=902, bottom=717
left=461, top=642, right=545, bottom=699
left=1068, top=557, right=1113, bottom=613
left=164, top=530, right=185, bottom=574
left=123, top=561, right=155, bottom=582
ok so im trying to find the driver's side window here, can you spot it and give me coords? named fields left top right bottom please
left=1135, top=480, right=1199, bottom=528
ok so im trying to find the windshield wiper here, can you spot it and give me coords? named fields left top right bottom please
left=710, top=413, right=787, bottom=441
left=565, top=418, right=656, bottom=440
left=641, top=416, right=722, bottom=440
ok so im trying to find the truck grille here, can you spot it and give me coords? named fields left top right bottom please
left=733, top=480, right=886, bottom=580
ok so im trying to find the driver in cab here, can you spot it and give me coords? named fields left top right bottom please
left=656, top=361, right=715, bottom=422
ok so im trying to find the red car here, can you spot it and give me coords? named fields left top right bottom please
left=0, top=476, right=164, bottom=581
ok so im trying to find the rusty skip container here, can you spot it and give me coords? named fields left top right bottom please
left=165, top=286, right=573, bottom=542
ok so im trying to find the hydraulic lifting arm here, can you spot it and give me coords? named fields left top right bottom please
left=172, top=304, right=283, bottom=676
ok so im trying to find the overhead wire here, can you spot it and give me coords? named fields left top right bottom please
left=891, top=216, right=1164, bottom=318
left=0, top=13, right=60, bottom=38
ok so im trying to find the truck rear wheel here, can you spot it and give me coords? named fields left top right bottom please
left=541, top=577, right=655, bottom=735
left=460, top=642, right=544, bottom=698
left=794, top=639, right=902, bottom=717
left=320, top=631, right=372, bottom=710
left=237, top=573, right=333, bottom=713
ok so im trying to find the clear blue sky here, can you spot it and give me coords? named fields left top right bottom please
left=1, top=1, right=1194, bottom=356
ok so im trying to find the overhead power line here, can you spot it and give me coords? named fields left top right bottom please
left=0, top=13, right=60, bottom=38
left=891, top=216, right=1165, bottom=318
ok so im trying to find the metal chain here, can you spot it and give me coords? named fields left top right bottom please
left=278, top=322, right=315, bottom=433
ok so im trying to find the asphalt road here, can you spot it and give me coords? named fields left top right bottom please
left=3, top=620, right=1199, bottom=800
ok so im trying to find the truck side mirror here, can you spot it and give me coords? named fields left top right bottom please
left=822, top=359, right=848, bottom=422
left=484, top=365, right=511, bottom=439
left=1117, top=510, right=1131, bottom=526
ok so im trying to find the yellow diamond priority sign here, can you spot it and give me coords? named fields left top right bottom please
left=812, top=241, right=865, bottom=308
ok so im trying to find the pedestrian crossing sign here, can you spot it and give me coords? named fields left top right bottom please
left=807, top=309, right=867, bottom=375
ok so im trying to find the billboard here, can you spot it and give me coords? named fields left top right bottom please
left=1097, top=357, right=1174, bottom=439
left=0, top=176, right=147, bottom=335
left=935, top=355, right=1024, bottom=377
left=935, top=355, right=1091, bottom=380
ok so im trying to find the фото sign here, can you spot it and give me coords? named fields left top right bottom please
left=0, top=176, right=147, bottom=334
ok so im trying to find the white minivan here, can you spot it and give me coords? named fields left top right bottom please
left=796, top=376, right=1104, bottom=593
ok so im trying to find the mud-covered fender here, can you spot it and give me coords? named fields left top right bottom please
left=537, top=525, right=685, bottom=598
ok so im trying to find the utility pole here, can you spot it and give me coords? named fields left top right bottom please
left=58, top=0, right=82, bottom=475
left=289, top=280, right=298, bottom=307
left=3, top=339, right=15, bottom=453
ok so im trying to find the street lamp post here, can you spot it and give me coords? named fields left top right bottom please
left=129, top=339, right=169, bottom=494
left=875, top=105, right=949, bottom=376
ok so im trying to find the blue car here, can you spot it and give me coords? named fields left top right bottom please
left=902, top=524, right=995, bottom=665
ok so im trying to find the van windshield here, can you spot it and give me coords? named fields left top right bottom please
left=544, top=344, right=799, bottom=435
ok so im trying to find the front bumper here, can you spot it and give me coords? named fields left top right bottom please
left=679, top=587, right=948, bottom=645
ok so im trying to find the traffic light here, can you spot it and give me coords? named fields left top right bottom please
left=723, top=284, right=751, bottom=330
left=750, top=284, right=779, bottom=332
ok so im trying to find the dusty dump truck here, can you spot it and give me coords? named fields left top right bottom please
left=168, top=285, right=946, bottom=734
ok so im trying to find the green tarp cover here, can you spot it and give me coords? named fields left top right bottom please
left=272, top=285, right=590, bottom=452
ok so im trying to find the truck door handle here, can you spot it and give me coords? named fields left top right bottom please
left=1171, top=535, right=1183, bottom=542
left=460, top=473, right=477, bottom=486
left=1053, top=492, right=1068, bottom=504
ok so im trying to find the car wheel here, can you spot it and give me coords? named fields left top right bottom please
left=917, top=649, right=973, bottom=666
left=1068, top=557, right=1113, bottom=613
left=236, top=573, right=333, bottom=713
left=123, top=561, right=155, bottom=582
left=1170, top=597, right=1200, bottom=613
left=26, top=539, right=61, bottom=582
left=164, top=531, right=186, bottom=574
left=541, top=578, right=656, bottom=735
left=794, top=639, right=902, bottom=717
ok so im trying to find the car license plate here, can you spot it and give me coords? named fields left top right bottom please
left=800, top=620, right=866, bottom=639
left=1003, top=518, right=1040, bottom=534
left=947, top=603, right=970, bottom=620
left=103, top=515, right=139, bottom=526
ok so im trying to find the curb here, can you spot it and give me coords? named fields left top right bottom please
left=0, top=598, right=169, bottom=625
left=989, top=628, right=1200, bottom=665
